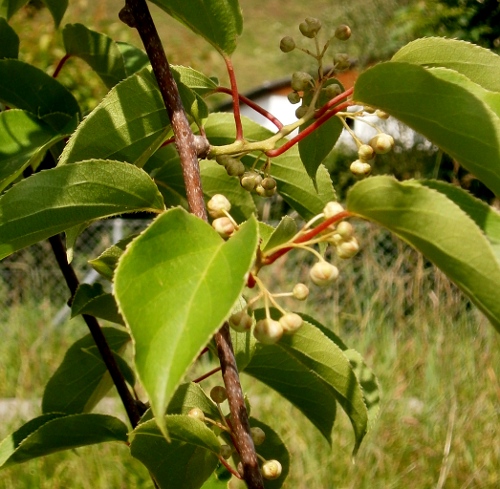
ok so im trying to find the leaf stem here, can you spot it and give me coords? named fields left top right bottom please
left=52, top=54, right=71, bottom=78
left=224, top=56, right=244, bottom=140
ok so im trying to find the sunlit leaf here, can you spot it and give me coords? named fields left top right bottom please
left=347, top=176, right=500, bottom=333
left=71, top=283, right=124, bottom=325
left=0, top=160, right=164, bottom=260
left=114, top=209, right=258, bottom=436
left=262, top=216, right=297, bottom=253
left=116, top=41, right=150, bottom=76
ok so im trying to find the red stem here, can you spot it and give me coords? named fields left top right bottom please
left=193, top=366, right=222, bottom=383
left=265, top=99, right=351, bottom=157
left=53, top=54, right=71, bottom=78
left=263, top=210, right=352, bottom=265
left=224, top=56, right=244, bottom=140
left=315, top=86, right=354, bottom=118
left=216, top=86, right=284, bottom=130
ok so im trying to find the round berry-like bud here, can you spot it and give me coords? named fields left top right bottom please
left=212, top=217, right=236, bottom=238
left=220, top=444, right=233, bottom=459
left=333, top=53, right=350, bottom=71
left=287, top=91, right=301, bottom=104
left=323, top=83, right=342, bottom=99
left=295, top=105, right=308, bottom=119
left=229, top=310, right=253, bottom=333
left=261, top=177, right=277, bottom=191
left=280, top=36, right=296, bottom=53
left=279, top=312, right=304, bottom=334
left=375, top=109, right=390, bottom=119
left=323, top=201, right=344, bottom=218
left=253, top=319, right=284, bottom=344
left=215, top=154, right=232, bottom=167
left=250, top=426, right=266, bottom=445
left=262, top=460, right=282, bottom=480
left=291, top=71, right=313, bottom=92
left=369, top=133, right=394, bottom=154
left=292, top=283, right=309, bottom=300
left=225, top=158, right=245, bottom=177
left=350, top=159, right=372, bottom=177
left=335, top=220, right=354, bottom=239
left=207, top=194, right=231, bottom=218
left=188, top=407, right=205, bottom=422
left=240, top=171, right=260, bottom=191
left=299, top=17, right=321, bottom=38
left=210, top=385, right=228, bottom=404
left=335, top=24, right=352, bottom=41
left=358, top=144, right=375, bottom=162
left=310, top=261, right=339, bottom=286
left=337, top=237, right=360, bottom=259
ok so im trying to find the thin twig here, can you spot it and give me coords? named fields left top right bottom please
left=120, top=2, right=264, bottom=487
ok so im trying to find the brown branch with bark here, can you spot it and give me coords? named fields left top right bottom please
left=119, top=1, right=264, bottom=487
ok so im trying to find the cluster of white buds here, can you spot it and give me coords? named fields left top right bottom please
left=350, top=130, right=395, bottom=178
left=207, top=194, right=239, bottom=239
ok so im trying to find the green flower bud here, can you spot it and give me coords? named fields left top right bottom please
left=250, top=426, right=266, bottom=445
left=299, top=17, right=321, bottom=38
left=210, top=386, right=228, bottom=404
left=295, top=105, right=309, bottom=119
left=261, top=177, right=277, bottom=191
left=280, top=36, right=296, bottom=52
left=279, top=312, right=304, bottom=334
left=335, top=24, right=352, bottom=41
left=220, top=444, right=233, bottom=459
left=323, top=83, right=342, bottom=99
left=225, top=158, right=245, bottom=177
left=287, top=91, right=301, bottom=104
left=291, top=71, right=314, bottom=92
left=292, top=283, right=309, bottom=300
left=310, top=261, right=339, bottom=286
left=207, top=194, right=231, bottom=218
left=240, top=171, right=261, bottom=191
left=262, top=459, right=282, bottom=480
left=333, top=52, right=350, bottom=71
left=254, top=319, right=284, bottom=344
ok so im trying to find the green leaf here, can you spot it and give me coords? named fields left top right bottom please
left=0, top=59, right=80, bottom=131
left=247, top=418, right=290, bottom=489
left=149, top=0, right=243, bottom=55
left=63, top=23, right=127, bottom=89
left=59, top=68, right=169, bottom=166
left=41, top=0, right=68, bottom=27
left=166, top=383, right=220, bottom=420
left=130, top=415, right=220, bottom=489
left=200, top=472, right=230, bottom=489
left=354, top=62, right=500, bottom=197
left=89, top=234, right=138, bottom=281
left=114, top=209, right=258, bottom=436
left=116, top=42, right=150, bottom=76
left=0, top=160, right=165, bottom=260
left=0, top=17, right=19, bottom=58
left=245, top=319, right=369, bottom=451
left=261, top=216, right=297, bottom=253
left=298, top=115, right=343, bottom=183
left=0, top=0, right=27, bottom=20
left=0, top=109, right=65, bottom=192
left=42, top=327, right=131, bottom=414
left=392, top=37, right=500, bottom=92
left=71, top=283, right=124, bottom=325
left=204, top=113, right=336, bottom=219
left=0, top=413, right=128, bottom=469
left=347, top=176, right=500, bottom=333
left=171, top=66, right=219, bottom=95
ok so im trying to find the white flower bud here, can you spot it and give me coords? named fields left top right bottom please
left=292, top=283, right=309, bottom=300
left=279, top=313, right=304, bottom=334
left=310, top=261, right=339, bottom=286
left=212, top=217, right=236, bottom=238
left=369, top=133, right=394, bottom=154
left=323, top=201, right=344, bottom=218
left=229, top=310, right=253, bottom=332
left=253, top=319, right=283, bottom=344
left=207, top=194, right=231, bottom=218
left=262, top=459, right=282, bottom=480
left=336, top=237, right=360, bottom=259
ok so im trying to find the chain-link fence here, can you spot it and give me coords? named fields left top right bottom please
left=0, top=217, right=472, bottom=327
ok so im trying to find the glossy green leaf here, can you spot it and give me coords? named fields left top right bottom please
left=0, top=110, right=65, bottom=192
left=347, top=176, right=500, bottom=333
left=116, top=42, right=150, bottom=76
left=392, top=37, right=500, bottom=92
left=166, top=383, right=220, bottom=420
left=89, top=234, right=138, bottom=281
left=171, top=66, right=219, bottom=95
left=0, top=17, right=19, bottom=58
left=419, top=180, right=500, bottom=262
left=247, top=417, right=290, bottom=489
left=262, top=216, right=297, bottom=253
left=59, top=68, right=169, bottom=166
left=0, top=414, right=128, bottom=469
left=114, top=209, right=258, bottom=435
left=41, top=0, right=68, bottom=27
left=200, top=472, right=230, bottom=489
left=149, top=0, right=243, bottom=55
left=354, top=62, right=500, bottom=197
left=246, top=318, right=370, bottom=450
left=298, top=116, right=343, bottom=183
left=204, top=113, right=336, bottom=219
left=130, top=415, right=220, bottom=489
left=42, top=327, right=131, bottom=414
left=71, top=283, right=124, bottom=325
left=0, top=0, right=27, bottom=20
left=63, top=23, right=127, bottom=89
left=0, top=59, right=80, bottom=131
left=0, top=160, right=165, bottom=260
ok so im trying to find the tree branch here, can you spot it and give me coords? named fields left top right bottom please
left=120, top=2, right=264, bottom=487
